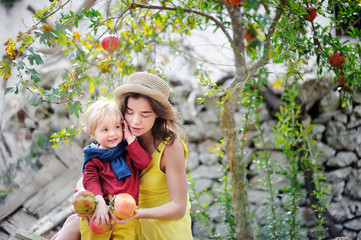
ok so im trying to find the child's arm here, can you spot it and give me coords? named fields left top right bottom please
left=126, top=140, right=152, bottom=169
left=83, top=160, right=103, bottom=197
left=123, top=120, right=152, bottom=169
left=90, top=195, right=110, bottom=226
left=82, top=160, right=110, bottom=225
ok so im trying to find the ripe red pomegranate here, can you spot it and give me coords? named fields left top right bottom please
left=225, top=0, right=243, bottom=6
left=97, top=56, right=111, bottom=72
left=110, top=193, right=136, bottom=219
left=72, top=190, right=96, bottom=214
left=329, top=52, right=345, bottom=67
left=304, top=7, right=317, bottom=22
left=89, top=219, right=112, bottom=234
left=101, top=36, right=120, bottom=52
left=243, top=28, right=257, bottom=42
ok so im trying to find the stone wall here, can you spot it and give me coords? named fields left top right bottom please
left=1, top=76, right=361, bottom=239
left=171, top=79, right=361, bottom=240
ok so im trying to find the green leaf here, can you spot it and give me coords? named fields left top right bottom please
left=0, top=59, right=11, bottom=80
left=45, top=89, right=61, bottom=101
left=5, top=87, right=16, bottom=94
left=13, top=60, right=26, bottom=70
left=27, top=68, right=41, bottom=83
left=244, top=0, right=259, bottom=10
left=27, top=47, right=44, bottom=65
left=29, top=93, right=43, bottom=106
left=66, top=101, right=83, bottom=118
left=57, top=33, right=68, bottom=45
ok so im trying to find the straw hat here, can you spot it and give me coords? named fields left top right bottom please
left=113, top=72, right=173, bottom=111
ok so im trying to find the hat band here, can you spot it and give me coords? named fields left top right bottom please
left=141, top=83, right=154, bottom=90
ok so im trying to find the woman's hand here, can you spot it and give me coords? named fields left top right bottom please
left=72, top=209, right=92, bottom=225
left=110, top=209, right=138, bottom=226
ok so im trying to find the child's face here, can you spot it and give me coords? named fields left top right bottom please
left=90, top=115, right=123, bottom=149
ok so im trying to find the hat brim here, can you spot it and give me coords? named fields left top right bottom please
left=114, top=83, right=173, bottom=111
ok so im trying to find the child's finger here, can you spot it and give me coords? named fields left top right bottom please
left=85, top=216, right=91, bottom=226
left=123, top=121, right=130, bottom=132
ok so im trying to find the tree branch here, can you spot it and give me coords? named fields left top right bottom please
left=226, top=3, right=285, bottom=91
left=130, top=3, right=233, bottom=46
left=225, top=4, right=245, bottom=71
left=249, top=2, right=285, bottom=76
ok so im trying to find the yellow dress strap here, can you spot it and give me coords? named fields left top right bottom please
left=160, top=137, right=188, bottom=160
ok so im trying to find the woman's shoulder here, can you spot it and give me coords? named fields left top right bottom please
left=165, top=136, right=182, bottom=147
left=164, top=137, right=188, bottom=158
left=164, top=136, right=184, bottom=149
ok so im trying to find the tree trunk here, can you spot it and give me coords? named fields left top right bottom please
left=220, top=87, right=254, bottom=240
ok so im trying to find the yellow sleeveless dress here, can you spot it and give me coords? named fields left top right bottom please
left=135, top=138, right=193, bottom=240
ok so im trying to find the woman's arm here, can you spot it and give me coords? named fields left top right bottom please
left=75, top=177, right=84, bottom=191
left=136, top=138, right=188, bottom=220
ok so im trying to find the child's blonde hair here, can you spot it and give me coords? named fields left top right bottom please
left=82, top=97, right=123, bottom=135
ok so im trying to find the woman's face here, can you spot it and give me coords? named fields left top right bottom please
left=124, top=96, right=157, bottom=138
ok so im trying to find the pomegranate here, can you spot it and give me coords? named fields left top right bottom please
left=243, top=28, right=257, bottom=42
left=110, top=193, right=136, bottom=219
left=225, top=0, right=243, bottom=5
left=72, top=190, right=96, bottom=214
left=304, top=7, right=317, bottom=22
left=101, top=36, right=120, bottom=52
left=97, top=56, right=111, bottom=72
left=89, top=218, right=112, bottom=234
left=329, top=52, right=345, bottom=67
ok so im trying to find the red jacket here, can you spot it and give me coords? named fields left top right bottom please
left=83, top=140, right=151, bottom=204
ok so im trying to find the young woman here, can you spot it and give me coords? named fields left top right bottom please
left=51, top=72, right=193, bottom=240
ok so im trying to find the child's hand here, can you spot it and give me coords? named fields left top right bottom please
left=123, top=121, right=136, bottom=144
left=90, top=196, right=110, bottom=226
